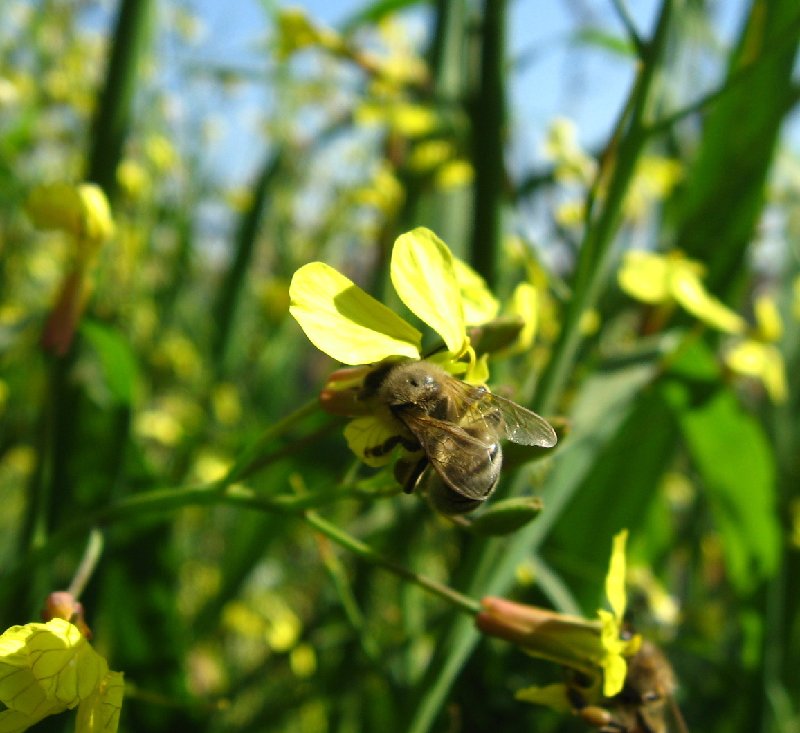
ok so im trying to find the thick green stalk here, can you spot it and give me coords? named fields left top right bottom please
left=86, top=0, right=154, bottom=196
left=469, top=0, right=506, bottom=288
left=534, top=1, right=674, bottom=417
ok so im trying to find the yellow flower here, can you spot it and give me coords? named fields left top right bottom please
left=274, top=7, right=343, bottom=60
left=0, top=619, right=123, bottom=733
left=723, top=293, right=788, bottom=403
left=618, top=250, right=746, bottom=334
left=623, top=156, right=682, bottom=222
left=354, top=101, right=439, bottom=138
left=26, top=183, right=114, bottom=262
left=542, top=117, right=597, bottom=184
left=477, top=530, right=640, bottom=706
left=289, top=227, right=493, bottom=464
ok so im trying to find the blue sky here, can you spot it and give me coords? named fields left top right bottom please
left=174, top=0, right=751, bottom=187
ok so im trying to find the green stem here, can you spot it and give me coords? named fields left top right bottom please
left=86, top=0, right=154, bottom=197
left=223, top=397, right=322, bottom=483
left=67, top=529, right=104, bottom=600
left=303, top=511, right=481, bottom=616
left=469, top=0, right=507, bottom=289
left=533, top=0, right=674, bottom=417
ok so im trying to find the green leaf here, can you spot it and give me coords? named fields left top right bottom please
left=468, top=497, right=543, bottom=536
left=340, top=0, right=425, bottom=33
left=663, top=343, right=780, bottom=593
left=572, top=27, right=636, bottom=57
left=80, top=321, right=139, bottom=406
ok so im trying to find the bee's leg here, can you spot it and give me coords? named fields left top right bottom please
left=363, top=434, right=419, bottom=460
left=568, top=686, right=627, bottom=732
left=578, top=707, right=627, bottom=732
left=395, top=455, right=428, bottom=494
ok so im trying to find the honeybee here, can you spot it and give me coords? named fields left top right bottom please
left=360, top=360, right=557, bottom=514
left=568, top=640, right=688, bottom=733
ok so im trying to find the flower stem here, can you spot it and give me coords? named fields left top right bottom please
left=67, top=529, right=104, bottom=600
left=303, top=510, right=481, bottom=616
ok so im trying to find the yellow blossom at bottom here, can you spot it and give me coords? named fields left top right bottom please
left=0, top=619, right=123, bottom=733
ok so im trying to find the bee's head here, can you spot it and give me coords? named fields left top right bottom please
left=377, top=361, right=444, bottom=412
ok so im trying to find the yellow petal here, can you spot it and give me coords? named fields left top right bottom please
left=452, top=257, right=499, bottom=325
left=0, top=708, right=44, bottom=733
left=75, top=671, right=124, bottom=733
left=289, top=262, right=421, bottom=365
left=25, top=183, right=114, bottom=255
left=725, top=341, right=788, bottom=403
left=670, top=269, right=746, bottom=334
left=463, top=353, right=490, bottom=384
left=434, top=159, right=474, bottom=189
left=754, top=294, right=783, bottom=341
left=391, top=228, right=466, bottom=354
left=605, top=530, right=628, bottom=621
left=515, top=682, right=572, bottom=712
left=26, top=620, right=106, bottom=707
left=617, top=251, right=671, bottom=304
left=507, top=282, right=538, bottom=352
left=343, top=415, right=405, bottom=467
left=601, top=649, right=628, bottom=698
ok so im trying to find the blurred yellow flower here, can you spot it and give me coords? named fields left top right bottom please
left=623, top=156, right=682, bottom=222
left=618, top=250, right=746, bottom=334
left=351, top=163, right=404, bottom=216
left=144, top=135, right=179, bottom=173
left=723, top=293, right=788, bottom=403
left=274, top=6, right=343, bottom=60
left=543, top=117, right=597, bottom=184
left=290, top=644, right=317, bottom=678
left=435, top=159, right=474, bottom=189
left=355, top=101, right=439, bottom=138
left=26, top=183, right=114, bottom=261
left=116, top=160, right=150, bottom=201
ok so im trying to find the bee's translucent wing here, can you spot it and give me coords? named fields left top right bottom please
left=401, top=412, right=501, bottom=501
left=455, top=384, right=557, bottom=448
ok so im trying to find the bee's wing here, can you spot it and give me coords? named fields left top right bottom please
left=401, top=412, right=501, bottom=501
left=460, top=389, right=557, bottom=448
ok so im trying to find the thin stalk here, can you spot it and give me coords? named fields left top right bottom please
left=211, top=149, right=284, bottom=372
left=304, top=510, right=481, bottom=616
left=67, top=529, right=104, bottom=599
left=223, top=397, right=322, bottom=483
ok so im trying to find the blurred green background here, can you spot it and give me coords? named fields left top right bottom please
left=1, top=1, right=799, bottom=732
